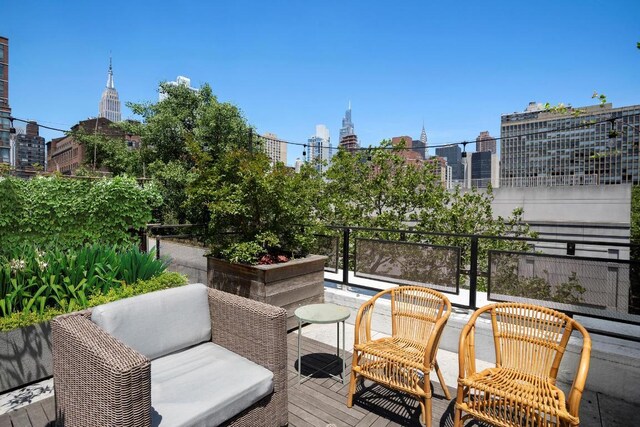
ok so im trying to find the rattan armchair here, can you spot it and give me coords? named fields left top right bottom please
left=52, top=287, right=288, bottom=427
left=347, top=286, right=452, bottom=427
left=454, top=303, right=591, bottom=427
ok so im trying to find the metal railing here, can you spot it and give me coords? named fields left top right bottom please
left=142, top=223, right=640, bottom=341
left=316, top=225, right=639, bottom=341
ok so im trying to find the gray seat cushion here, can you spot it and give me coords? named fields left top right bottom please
left=151, top=342, right=274, bottom=427
left=91, top=283, right=211, bottom=359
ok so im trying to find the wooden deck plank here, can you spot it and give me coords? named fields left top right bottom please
left=24, top=403, right=48, bottom=427
left=6, top=329, right=612, bottom=427
left=6, top=408, right=30, bottom=427
left=288, top=412, right=317, bottom=427
left=0, top=413, right=13, bottom=427
left=287, top=402, right=330, bottom=427
left=289, top=392, right=353, bottom=426
left=40, top=399, right=54, bottom=422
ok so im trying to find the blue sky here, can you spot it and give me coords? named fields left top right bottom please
left=4, top=0, right=640, bottom=165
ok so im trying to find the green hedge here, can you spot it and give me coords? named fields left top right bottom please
left=0, top=271, right=188, bottom=332
left=0, top=175, right=161, bottom=251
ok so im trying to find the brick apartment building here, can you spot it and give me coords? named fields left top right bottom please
left=390, top=136, right=448, bottom=184
left=47, top=117, right=139, bottom=175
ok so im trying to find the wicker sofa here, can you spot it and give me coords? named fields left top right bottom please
left=51, top=284, right=288, bottom=427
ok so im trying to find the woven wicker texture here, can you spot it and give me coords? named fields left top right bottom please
left=210, top=289, right=288, bottom=427
left=346, top=286, right=452, bottom=427
left=454, top=303, right=592, bottom=427
left=52, top=288, right=288, bottom=427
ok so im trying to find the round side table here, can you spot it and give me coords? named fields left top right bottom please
left=295, top=303, right=351, bottom=384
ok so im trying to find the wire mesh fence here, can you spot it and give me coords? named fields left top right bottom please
left=488, top=250, right=639, bottom=322
left=310, top=234, right=339, bottom=273
left=354, top=238, right=460, bottom=294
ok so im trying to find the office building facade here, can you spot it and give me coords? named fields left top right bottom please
left=470, top=151, right=493, bottom=188
left=260, top=132, right=287, bottom=165
left=501, top=102, right=640, bottom=187
left=435, top=145, right=463, bottom=181
left=307, top=124, right=331, bottom=172
left=159, top=76, right=199, bottom=101
left=99, top=58, right=121, bottom=123
left=0, top=36, right=10, bottom=164
left=476, top=130, right=496, bottom=154
left=14, top=121, right=45, bottom=173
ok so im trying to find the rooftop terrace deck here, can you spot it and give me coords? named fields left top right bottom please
left=0, top=326, right=634, bottom=427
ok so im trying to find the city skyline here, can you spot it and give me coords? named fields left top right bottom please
left=3, top=0, right=640, bottom=166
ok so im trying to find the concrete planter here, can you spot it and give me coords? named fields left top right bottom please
left=0, top=321, right=52, bottom=393
left=207, top=255, right=327, bottom=329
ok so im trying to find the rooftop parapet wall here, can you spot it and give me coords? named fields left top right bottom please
left=488, top=184, right=631, bottom=226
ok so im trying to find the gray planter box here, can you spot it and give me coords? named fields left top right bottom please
left=207, top=255, right=327, bottom=329
left=0, top=321, right=52, bottom=393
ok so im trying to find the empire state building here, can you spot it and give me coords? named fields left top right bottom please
left=99, top=57, right=121, bottom=122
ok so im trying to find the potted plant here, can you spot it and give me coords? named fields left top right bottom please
left=192, top=149, right=327, bottom=329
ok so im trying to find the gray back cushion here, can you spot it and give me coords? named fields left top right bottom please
left=91, top=283, right=211, bottom=360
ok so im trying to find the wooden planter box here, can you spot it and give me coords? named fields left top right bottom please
left=0, top=322, right=52, bottom=393
left=207, top=255, right=327, bottom=329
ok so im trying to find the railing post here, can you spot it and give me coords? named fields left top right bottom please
left=342, top=227, right=350, bottom=287
left=469, top=236, right=478, bottom=309
left=139, top=228, right=148, bottom=253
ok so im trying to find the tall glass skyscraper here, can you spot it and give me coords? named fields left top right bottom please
left=339, top=102, right=359, bottom=151
left=435, top=145, right=463, bottom=181
left=307, top=124, right=331, bottom=173
left=99, top=57, right=121, bottom=123
left=0, top=36, right=11, bottom=164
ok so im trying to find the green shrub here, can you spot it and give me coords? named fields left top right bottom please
left=0, top=271, right=187, bottom=332
left=193, top=149, right=320, bottom=264
left=0, top=175, right=161, bottom=251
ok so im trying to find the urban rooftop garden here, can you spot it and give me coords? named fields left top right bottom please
left=0, top=83, right=638, bottom=426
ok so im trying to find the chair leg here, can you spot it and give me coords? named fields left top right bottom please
left=453, top=384, right=465, bottom=427
left=434, top=360, right=451, bottom=400
left=453, top=407, right=462, bottom=427
left=420, top=374, right=433, bottom=427
left=423, top=395, right=432, bottom=427
left=347, top=351, right=360, bottom=407
left=346, top=370, right=357, bottom=407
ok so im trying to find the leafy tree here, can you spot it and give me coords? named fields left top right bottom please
left=320, top=141, right=534, bottom=290
left=70, top=127, right=141, bottom=176
left=324, top=140, right=442, bottom=230
left=122, top=82, right=255, bottom=222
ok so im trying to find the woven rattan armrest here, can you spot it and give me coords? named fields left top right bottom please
left=208, top=288, right=288, bottom=426
left=208, top=288, right=287, bottom=375
left=52, top=312, right=151, bottom=427
left=458, top=306, right=492, bottom=380
left=353, top=291, right=383, bottom=346
left=567, top=321, right=592, bottom=419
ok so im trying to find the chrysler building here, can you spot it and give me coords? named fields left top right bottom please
left=99, top=57, right=121, bottom=122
